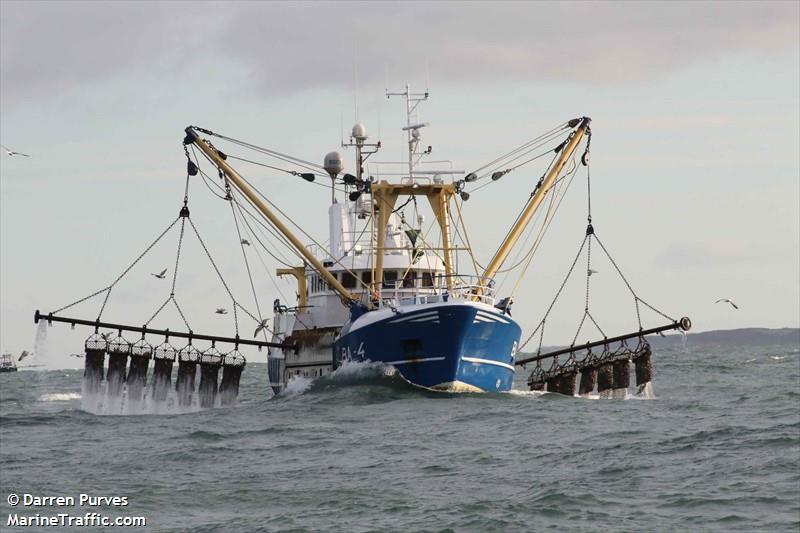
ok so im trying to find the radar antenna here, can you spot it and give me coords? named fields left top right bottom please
left=386, top=84, right=430, bottom=179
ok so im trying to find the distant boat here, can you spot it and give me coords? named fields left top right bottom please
left=0, top=353, right=18, bottom=373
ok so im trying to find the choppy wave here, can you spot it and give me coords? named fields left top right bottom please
left=1, top=344, right=798, bottom=532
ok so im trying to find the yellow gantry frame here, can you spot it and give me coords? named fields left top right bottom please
left=371, top=181, right=457, bottom=292
left=188, top=128, right=358, bottom=305
left=479, top=118, right=591, bottom=287
left=276, top=267, right=308, bottom=309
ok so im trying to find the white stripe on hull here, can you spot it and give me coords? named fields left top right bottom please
left=383, top=356, right=446, bottom=366
left=461, top=356, right=515, bottom=372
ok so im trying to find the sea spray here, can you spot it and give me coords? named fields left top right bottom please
left=33, top=321, right=49, bottom=365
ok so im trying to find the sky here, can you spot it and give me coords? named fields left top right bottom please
left=1, top=1, right=798, bottom=361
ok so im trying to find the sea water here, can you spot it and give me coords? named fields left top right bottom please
left=1, top=343, right=798, bottom=532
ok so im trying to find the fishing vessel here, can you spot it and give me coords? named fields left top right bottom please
left=0, top=353, right=18, bottom=373
left=186, top=86, right=593, bottom=394
left=35, top=84, right=690, bottom=402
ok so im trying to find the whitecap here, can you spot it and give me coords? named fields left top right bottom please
left=39, top=392, right=81, bottom=402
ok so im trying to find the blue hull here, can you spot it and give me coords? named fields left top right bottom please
left=333, top=303, right=521, bottom=392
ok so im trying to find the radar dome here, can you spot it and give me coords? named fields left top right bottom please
left=324, top=151, right=344, bottom=177
left=352, top=123, right=367, bottom=141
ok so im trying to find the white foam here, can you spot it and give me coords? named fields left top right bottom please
left=505, top=389, right=547, bottom=397
left=280, top=375, right=313, bottom=397
left=81, top=381, right=204, bottom=416
left=39, top=392, right=81, bottom=402
left=332, top=359, right=386, bottom=377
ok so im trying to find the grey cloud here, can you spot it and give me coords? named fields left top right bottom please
left=217, top=2, right=798, bottom=91
left=2, top=1, right=797, bottom=107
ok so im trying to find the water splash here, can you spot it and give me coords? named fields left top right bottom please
left=281, top=375, right=314, bottom=397
left=39, top=392, right=81, bottom=402
left=33, top=321, right=49, bottom=365
left=277, top=360, right=401, bottom=399
left=636, top=382, right=656, bottom=399
left=81, top=381, right=204, bottom=416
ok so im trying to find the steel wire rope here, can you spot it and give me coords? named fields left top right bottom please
left=226, top=153, right=350, bottom=194
left=467, top=122, right=569, bottom=177
left=190, top=145, right=230, bottom=200
left=470, top=131, right=569, bottom=184
left=232, top=172, right=374, bottom=294
left=504, top=154, right=583, bottom=296
left=469, top=149, right=562, bottom=274
left=228, top=191, right=314, bottom=338
left=196, top=129, right=326, bottom=174
left=472, top=149, right=576, bottom=277
left=230, top=192, right=303, bottom=268
left=228, top=198, right=267, bottom=341
left=453, top=198, right=480, bottom=278
left=192, top=144, right=307, bottom=268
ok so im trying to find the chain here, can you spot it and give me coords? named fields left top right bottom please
left=519, top=234, right=588, bottom=351
left=171, top=218, right=186, bottom=296
left=188, top=217, right=239, bottom=336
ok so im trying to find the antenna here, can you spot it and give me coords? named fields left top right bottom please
left=353, top=38, right=360, bottom=122
left=425, top=57, right=430, bottom=92
left=386, top=84, right=430, bottom=179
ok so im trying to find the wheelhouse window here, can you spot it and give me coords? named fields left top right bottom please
left=361, top=271, right=372, bottom=285
left=383, top=270, right=398, bottom=288
left=342, top=271, right=357, bottom=289
left=403, top=269, right=415, bottom=288
left=422, top=271, right=434, bottom=288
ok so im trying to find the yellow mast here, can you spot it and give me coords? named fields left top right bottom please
left=480, top=117, right=591, bottom=285
left=370, top=181, right=457, bottom=293
left=186, top=127, right=358, bottom=304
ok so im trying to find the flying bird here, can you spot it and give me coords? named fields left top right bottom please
left=1, top=144, right=30, bottom=157
left=588, top=268, right=599, bottom=276
left=69, top=353, right=84, bottom=358
left=151, top=268, right=168, bottom=279
left=715, top=298, right=739, bottom=310
left=17, top=350, right=31, bottom=362
left=254, top=319, right=269, bottom=337
left=215, top=308, right=228, bottom=315
left=241, top=239, right=251, bottom=246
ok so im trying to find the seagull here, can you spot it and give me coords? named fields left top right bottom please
left=254, top=319, right=269, bottom=337
left=215, top=308, right=228, bottom=315
left=69, top=353, right=84, bottom=358
left=1, top=144, right=30, bottom=157
left=17, top=350, right=31, bottom=362
left=588, top=268, right=599, bottom=276
left=715, top=298, right=739, bottom=310
left=241, top=239, right=251, bottom=246
left=151, top=268, right=167, bottom=279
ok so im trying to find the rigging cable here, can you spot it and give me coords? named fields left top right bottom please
left=229, top=197, right=266, bottom=341
left=466, top=121, right=569, bottom=178
left=52, top=216, right=182, bottom=318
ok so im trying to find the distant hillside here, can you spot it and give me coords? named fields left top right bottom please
left=645, top=327, right=799, bottom=347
